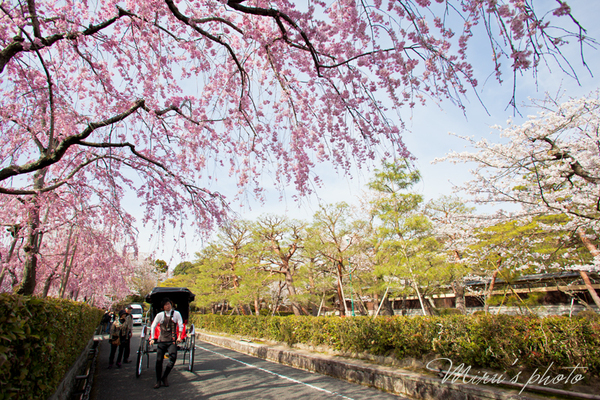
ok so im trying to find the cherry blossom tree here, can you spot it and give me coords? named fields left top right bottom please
left=0, top=0, right=594, bottom=295
left=129, top=255, right=167, bottom=301
left=424, top=195, right=476, bottom=313
left=0, top=183, right=135, bottom=305
left=438, top=91, right=600, bottom=308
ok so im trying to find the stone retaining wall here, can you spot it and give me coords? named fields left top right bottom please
left=48, top=337, right=95, bottom=400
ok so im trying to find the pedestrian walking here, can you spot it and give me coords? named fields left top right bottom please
left=108, top=309, right=131, bottom=369
left=101, top=309, right=111, bottom=334
left=106, top=311, right=115, bottom=334
left=149, top=298, right=183, bottom=388
left=122, top=306, right=134, bottom=363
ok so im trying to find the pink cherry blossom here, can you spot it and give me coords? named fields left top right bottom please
left=0, top=0, right=592, bottom=299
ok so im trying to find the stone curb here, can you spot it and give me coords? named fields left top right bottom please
left=196, top=331, right=546, bottom=400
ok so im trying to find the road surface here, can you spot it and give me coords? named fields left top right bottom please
left=91, top=326, right=408, bottom=400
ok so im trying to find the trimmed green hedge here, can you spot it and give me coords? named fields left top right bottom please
left=191, top=314, right=600, bottom=377
left=0, top=294, right=103, bottom=400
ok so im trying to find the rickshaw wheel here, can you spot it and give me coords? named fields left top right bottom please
left=182, top=335, right=190, bottom=365
left=188, top=334, right=195, bottom=371
left=136, top=326, right=149, bottom=378
left=143, top=327, right=151, bottom=369
left=135, top=348, right=143, bottom=378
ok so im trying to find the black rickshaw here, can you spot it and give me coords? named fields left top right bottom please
left=135, top=287, right=196, bottom=377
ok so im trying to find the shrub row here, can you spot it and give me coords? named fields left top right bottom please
left=190, top=313, right=600, bottom=377
left=0, top=294, right=103, bottom=400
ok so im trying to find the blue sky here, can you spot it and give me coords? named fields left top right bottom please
left=138, top=0, right=600, bottom=267
left=234, top=0, right=600, bottom=218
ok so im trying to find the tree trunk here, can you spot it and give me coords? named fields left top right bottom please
left=374, top=286, right=390, bottom=317
left=271, top=281, right=284, bottom=316
left=307, top=265, right=319, bottom=316
left=427, top=296, right=438, bottom=315
left=410, top=268, right=429, bottom=316
left=0, top=225, right=20, bottom=290
left=41, top=275, right=54, bottom=297
left=335, top=260, right=347, bottom=316
left=381, top=296, right=394, bottom=316
left=484, top=258, right=502, bottom=314
left=414, top=286, right=428, bottom=315
left=72, top=286, right=80, bottom=301
left=400, top=295, right=407, bottom=316
left=0, top=268, right=6, bottom=291
left=484, top=270, right=498, bottom=314
left=451, top=249, right=466, bottom=314
left=58, top=226, right=76, bottom=298
left=254, top=297, right=260, bottom=316
left=59, top=242, right=78, bottom=298
left=284, top=268, right=304, bottom=316
left=41, top=262, right=61, bottom=297
left=452, top=280, right=466, bottom=314
left=316, top=291, right=326, bottom=316
left=356, top=288, right=369, bottom=316
left=576, top=227, right=600, bottom=310
left=15, top=208, right=41, bottom=295
left=578, top=271, right=600, bottom=310
left=14, top=169, right=47, bottom=295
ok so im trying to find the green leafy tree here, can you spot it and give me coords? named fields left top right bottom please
left=309, top=202, right=369, bottom=316
left=219, top=220, right=273, bottom=315
left=296, top=245, right=337, bottom=315
left=368, top=161, right=445, bottom=316
left=173, top=261, right=194, bottom=276
left=202, top=221, right=256, bottom=314
left=467, top=214, right=594, bottom=312
left=187, top=244, right=234, bottom=313
left=154, top=259, right=168, bottom=274
left=252, top=215, right=308, bottom=316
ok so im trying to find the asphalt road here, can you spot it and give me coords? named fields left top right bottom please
left=91, top=326, right=407, bottom=400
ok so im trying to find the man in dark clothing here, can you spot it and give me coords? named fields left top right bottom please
left=101, top=309, right=111, bottom=334
left=149, top=298, right=183, bottom=389
left=122, top=306, right=134, bottom=363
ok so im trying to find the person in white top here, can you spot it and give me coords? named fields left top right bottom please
left=149, top=297, right=184, bottom=389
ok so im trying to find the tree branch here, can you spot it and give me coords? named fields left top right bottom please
left=27, top=0, right=42, bottom=38
left=0, top=156, right=104, bottom=195
left=76, top=139, right=227, bottom=211
left=536, top=136, right=600, bottom=184
left=0, top=99, right=145, bottom=182
left=0, top=6, right=132, bottom=74
left=226, top=0, right=322, bottom=76
left=164, top=0, right=248, bottom=91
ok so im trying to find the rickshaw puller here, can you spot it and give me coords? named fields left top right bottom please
left=149, top=297, right=184, bottom=389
